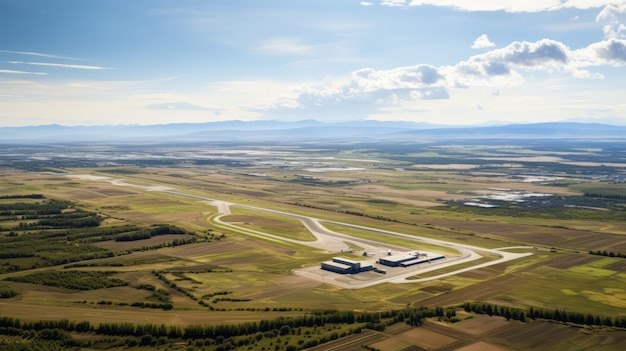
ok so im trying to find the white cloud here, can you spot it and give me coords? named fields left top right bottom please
left=0, top=69, right=47, bottom=75
left=467, top=39, right=569, bottom=69
left=264, top=33, right=626, bottom=118
left=3, top=3, right=625, bottom=127
left=0, top=50, right=78, bottom=60
left=381, top=0, right=408, bottom=7
left=596, top=2, right=626, bottom=38
left=596, top=2, right=626, bottom=22
left=375, top=1, right=622, bottom=12
left=255, top=37, right=314, bottom=55
left=471, top=34, right=495, bottom=49
left=146, top=101, right=221, bottom=113
left=9, top=61, right=114, bottom=70
left=575, top=38, right=626, bottom=66
left=0, top=76, right=301, bottom=126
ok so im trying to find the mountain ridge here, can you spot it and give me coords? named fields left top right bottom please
left=1, top=120, right=624, bottom=143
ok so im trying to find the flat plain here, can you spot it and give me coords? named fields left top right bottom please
left=0, top=139, right=625, bottom=350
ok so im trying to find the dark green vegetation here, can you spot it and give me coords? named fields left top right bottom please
left=590, top=250, right=625, bottom=258
left=115, top=224, right=188, bottom=242
left=0, top=283, right=18, bottom=298
left=0, top=196, right=197, bottom=273
left=0, top=309, right=388, bottom=350
left=6, top=271, right=128, bottom=290
left=0, top=198, right=102, bottom=228
left=460, top=302, right=626, bottom=328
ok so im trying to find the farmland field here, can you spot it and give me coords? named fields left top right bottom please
left=0, top=139, right=625, bottom=350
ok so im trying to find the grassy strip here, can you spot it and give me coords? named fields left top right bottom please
left=220, top=208, right=316, bottom=242
left=322, top=223, right=460, bottom=256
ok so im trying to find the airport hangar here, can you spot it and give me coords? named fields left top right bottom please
left=321, top=257, right=374, bottom=274
left=321, top=253, right=446, bottom=274
left=377, top=253, right=445, bottom=267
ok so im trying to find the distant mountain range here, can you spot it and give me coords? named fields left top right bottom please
left=0, top=120, right=624, bottom=143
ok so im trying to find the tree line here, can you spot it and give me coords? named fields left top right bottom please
left=461, top=302, right=626, bottom=328
left=6, top=271, right=128, bottom=291
left=0, top=194, right=45, bottom=199
left=0, top=199, right=69, bottom=216
left=1, top=303, right=624, bottom=351
left=115, top=224, right=189, bottom=242
left=589, top=250, right=625, bottom=258
left=0, top=309, right=383, bottom=339
left=584, top=192, right=626, bottom=200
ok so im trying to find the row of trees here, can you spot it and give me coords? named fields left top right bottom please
left=0, top=199, right=70, bottom=216
left=2, top=303, right=624, bottom=351
left=527, top=306, right=626, bottom=327
left=401, top=306, right=458, bottom=326
left=589, top=250, right=625, bottom=258
left=584, top=192, right=626, bottom=200
left=36, top=211, right=103, bottom=228
left=461, top=302, right=626, bottom=328
left=86, top=300, right=174, bottom=310
left=0, top=194, right=45, bottom=199
left=6, top=271, right=128, bottom=291
left=115, top=224, right=189, bottom=242
left=0, top=309, right=383, bottom=341
left=461, top=302, right=526, bottom=322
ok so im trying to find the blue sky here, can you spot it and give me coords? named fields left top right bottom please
left=1, top=0, right=625, bottom=127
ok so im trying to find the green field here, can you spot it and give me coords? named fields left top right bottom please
left=223, top=207, right=317, bottom=241
left=1, top=141, right=626, bottom=350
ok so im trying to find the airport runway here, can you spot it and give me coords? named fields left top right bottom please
left=68, top=174, right=533, bottom=289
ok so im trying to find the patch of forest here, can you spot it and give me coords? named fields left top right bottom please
left=6, top=271, right=128, bottom=290
left=0, top=195, right=198, bottom=273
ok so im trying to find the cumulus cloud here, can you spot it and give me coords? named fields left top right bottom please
left=576, top=38, right=626, bottom=65
left=471, top=34, right=495, bottom=49
left=268, top=32, right=626, bottom=115
left=360, top=1, right=374, bottom=6
left=257, top=3, right=626, bottom=120
left=293, top=64, right=447, bottom=107
left=473, top=39, right=569, bottom=67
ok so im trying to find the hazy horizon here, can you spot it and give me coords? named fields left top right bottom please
left=1, top=1, right=625, bottom=127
